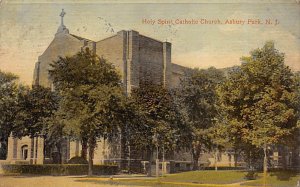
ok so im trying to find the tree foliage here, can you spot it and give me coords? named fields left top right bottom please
left=49, top=50, right=123, bottom=175
left=130, top=83, right=188, bottom=175
left=177, top=67, right=225, bottom=170
left=14, top=85, right=59, bottom=138
left=0, top=71, right=59, bottom=159
left=131, top=84, right=187, bottom=151
left=0, top=71, right=19, bottom=159
left=217, top=41, right=300, bottom=171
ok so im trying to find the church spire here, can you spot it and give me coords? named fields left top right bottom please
left=56, top=9, right=69, bottom=35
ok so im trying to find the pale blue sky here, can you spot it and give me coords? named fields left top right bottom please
left=0, top=0, right=299, bottom=85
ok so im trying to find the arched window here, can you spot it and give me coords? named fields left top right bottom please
left=21, top=145, right=28, bottom=160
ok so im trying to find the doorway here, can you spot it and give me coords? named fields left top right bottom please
left=21, top=145, right=28, bottom=160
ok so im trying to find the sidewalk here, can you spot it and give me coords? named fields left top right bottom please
left=79, top=174, right=256, bottom=187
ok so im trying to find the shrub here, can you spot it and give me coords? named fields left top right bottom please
left=244, top=171, right=258, bottom=180
left=93, top=165, right=119, bottom=175
left=1, top=164, right=118, bottom=175
left=68, top=156, right=88, bottom=164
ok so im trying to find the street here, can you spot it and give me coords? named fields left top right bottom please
left=0, top=175, right=143, bottom=187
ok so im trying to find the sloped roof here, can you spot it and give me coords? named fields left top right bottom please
left=70, top=34, right=94, bottom=42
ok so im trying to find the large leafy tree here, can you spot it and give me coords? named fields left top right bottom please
left=13, top=85, right=59, bottom=138
left=49, top=49, right=123, bottom=175
left=130, top=83, right=188, bottom=176
left=0, top=71, right=58, bottom=159
left=0, top=71, right=19, bottom=159
left=218, top=42, right=300, bottom=175
left=217, top=76, right=264, bottom=169
left=178, top=67, right=224, bottom=170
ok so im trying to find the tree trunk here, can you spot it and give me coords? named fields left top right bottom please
left=214, top=149, right=218, bottom=171
left=88, top=137, right=96, bottom=176
left=56, top=142, right=62, bottom=164
left=192, top=144, right=201, bottom=170
left=263, top=143, right=268, bottom=187
left=146, top=146, right=152, bottom=177
left=249, top=150, right=252, bottom=170
left=81, top=137, right=88, bottom=160
left=1, top=138, right=8, bottom=160
left=234, top=149, right=238, bottom=167
left=281, top=147, right=287, bottom=169
left=88, top=148, right=94, bottom=176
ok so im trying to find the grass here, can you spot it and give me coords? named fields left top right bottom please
left=77, top=179, right=227, bottom=187
left=78, top=170, right=300, bottom=187
left=242, top=170, right=300, bottom=187
left=159, top=170, right=247, bottom=184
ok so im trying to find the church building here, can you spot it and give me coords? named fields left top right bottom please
left=6, top=9, right=195, bottom=172
left=8, top=9, right=296, bottom=173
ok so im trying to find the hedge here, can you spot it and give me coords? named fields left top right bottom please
left=201, top=166, right=246, bottom=170
left=68, top=156, right=88, bottom=164
left=1, top=164, right=118, bottom=175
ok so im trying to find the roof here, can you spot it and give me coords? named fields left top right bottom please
left=70, top=34, right=94, bottom=42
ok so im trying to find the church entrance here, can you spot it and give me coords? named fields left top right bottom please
left=21, top=145, right=28, bottom=160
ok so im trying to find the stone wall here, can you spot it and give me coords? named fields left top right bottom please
left=6, top=135, right=44, bottom=164
left=34, top=28, right=187, bottom=90
left=96, top=33, right=125, bottom=82
left=96, top=30, right=141, bottom=94
left=96, top=30, right=175, bottom=93
left=170, top=63, right=189, bottom=88
left=138, top=35, right=164, bottom=85
left=33, top=32, right=89, bottom=88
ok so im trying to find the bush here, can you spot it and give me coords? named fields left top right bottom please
left=1, top=164, right=118, bottom=175
left=68, top=156, right=88, bottom=164
left=93, top=165, right=119, bottom=175
left=244, top=171, right=258, bottom=180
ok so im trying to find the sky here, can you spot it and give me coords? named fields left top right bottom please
left=0, top=0, right=299, bottom=85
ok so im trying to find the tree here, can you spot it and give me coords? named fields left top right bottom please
left=130, top=83, right=187, bottom=176
left=214, top=101, right=264, bottom=169
left=49, top=49, right=123, bottom=175
left=0, top=70, right=19, bottom=159
left=43, top=112, right=66, bottom=164
left=177, top=67, right=225, bottom=170
left=217, top=42, right=300, bottom=179
left=13, top=85, right=59, bottom=138
left=0, top=71, right=58, bottom=160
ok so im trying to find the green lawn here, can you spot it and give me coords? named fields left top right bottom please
left=242, top=171, right=300, bottom=187
left=159, top=170, right=247, bottom=184
left=79, top=170, right=300, bottom=187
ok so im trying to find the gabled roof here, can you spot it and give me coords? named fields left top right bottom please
left=70, top=34, right=94, bottom=42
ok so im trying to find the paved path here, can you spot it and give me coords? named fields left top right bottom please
left=0, top=175, right=144, bottom=187
left=0, top=175, right=256, bottom=187
left=81, top=177, right=254, bottom=187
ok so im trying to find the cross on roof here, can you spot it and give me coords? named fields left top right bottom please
left=60, top=9, right=66, bottom=26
